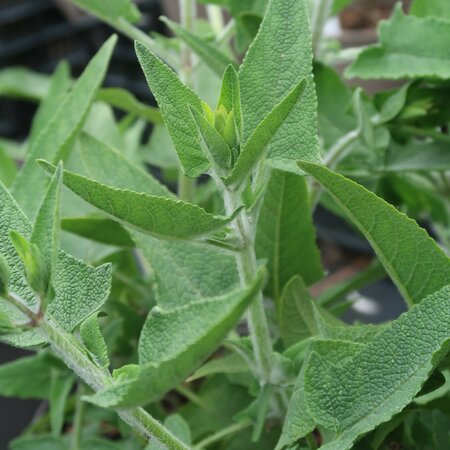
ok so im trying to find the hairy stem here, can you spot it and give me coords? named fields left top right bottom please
left=222, top=187, right=273, bottom=384
left=6, top=294, right=189, bottom=450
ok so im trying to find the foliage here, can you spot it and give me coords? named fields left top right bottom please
left=0, top=0, right=449, bottom=449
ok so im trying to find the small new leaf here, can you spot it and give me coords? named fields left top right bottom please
left=10, top=231, right=48, bottom=298
left=80, top=313, right=110, bottom=368
left=30, top=162, right=63, bottom=310
left=225, top=79, right=307, bottom=187
left=189, top=105, right=232, bottom=174
left=218, top=65, right=243, bottom=140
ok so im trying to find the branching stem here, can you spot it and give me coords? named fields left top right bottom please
left=5, top=293, right=189, bottom=450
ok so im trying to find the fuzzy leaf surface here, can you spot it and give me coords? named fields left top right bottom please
left=0, top=181, right=112, bottom=343
left=300, top=285, right=450, bottom=450
left=346, top=7, right=450, bottom=80
left=85, top=270, right=264, bottom=407
left=80, top=313, right=110, bottom=368
left=255, top=169, right=323, bottom=301
left=75, top=136, right=239, bottom=310
left=11, top=36, right=116, bottom=219
left=225, top=79, right=307, bottom=186
left=299, top=161, right=450, bottom=306
left=62, top=217, right=134, bottom=247
left=239, top=0, right=321, bottom=165
left=135, top=42, right=209, bottom=177
left=78, top=133, right=172, bottom=198
left=40, top=161, right=235, bottom=240
left=31, top=163, right=63, bottom=299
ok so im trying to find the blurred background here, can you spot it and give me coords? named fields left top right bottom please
left=0, top=0, right=430, bottom=444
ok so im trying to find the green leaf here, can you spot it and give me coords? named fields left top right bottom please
left=279, top=276, right=381, bottom=350
left=410, top=0, right=450, bottom=19
left=11, top=36, right=116, bottom=220
left=279, top=276, right=327, bottom=347
left=74, top=135, right=238, bottom=312
left=239, top=0, right=321, bottom=166
left=62, top=217, right=134, bottom=247
left=189, top=105, right=232, bottom=173
left=0, top=145, right=17, bottom=187
left=29, top=62, right=71, bottom=144
left=277, top=339, right=364, bottom=450
left=346, top=6, right=450, bottom=80
left=161, top=17, right=235, bottom=77
left=10, top=435, right=67, bottom=450
left=0, top=352, right=64, bottom=399
left=10, top=231, right=48, bottom=297
left=48, top=251, right=112, bottom=331
left=298, top=284, right=450, bottom=450
left=50, top=371, right=74, bottom=436
left=384, top=140, right=450, bottom=173
left=0, top=181, right=112, bottom=342
left=188, top=352, right=249, bottom=381
left=80, top=313, right=110, bottom=368
left=299, top=161, right=450, bottom=306
left=225, top=79, right=307, bottom=185
left=96, top=87, right=163, bottom=123
left=78, top=133, right=172, bottom=198
left=31, top=162, right=63, bottom=304
left=68, top=0, right=141, bottom=24
left=135, top=42, right=209, bottom=177
left=255, top=169, right=323, bottom=301
left=0, top=67, right=51, bottom=101
left=134, top=236, right=239, bottom=310
left=218, top=65, right=243, bottom=139
left=39, top=161, right=237, bottom=240
left=0, top=252, right=11, bottom=297
left=85, top=270, right=264, bottom=407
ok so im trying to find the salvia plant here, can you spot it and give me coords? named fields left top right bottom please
left=0, top=0, right=449, bottom=448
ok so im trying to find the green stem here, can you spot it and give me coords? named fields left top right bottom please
left=396, top=125, right=450, bottom=144
left=115, top=18, right=177, bottom=67
left=194, top=420, right=251, bottom=449
left=71, top=384, right=84, bottom=450
left=6, top=294, right=189, bottom=450
left=306, top=432, right=318, bottom=450
left=310, top=0, right=333, bottom=57
left=221, top=187, right=273, bottom=385
left=206, top=4, right=224, bottom=35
